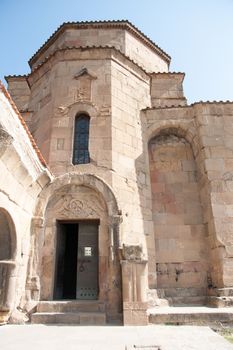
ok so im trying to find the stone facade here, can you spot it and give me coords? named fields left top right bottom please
left=0, top=82, right=51, bottom=323
left=1, top=20, right=233, bottom=325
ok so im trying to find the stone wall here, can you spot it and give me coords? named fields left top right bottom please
left=125, top=32, right=168, bottom=73
left=194, top=103, right=233, bottom=290
left=29, top=28, right=126, bottom=70
left=150, top=73, right=186, bottom=108
left=143, top=101, right=233, bottom=305
left=29, top=23, right=169, bottom=73
left=24, top=49, right=114, bottom=182
left=0, top=83, right=51, bottom=323
left=111, top=59, right=151, bottom=252
left=149, top=133, right=209, bottom=304
left=6, top=77, right=30, bottom=112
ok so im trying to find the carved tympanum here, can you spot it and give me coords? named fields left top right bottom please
left=55, top=194, right=104, bottom=218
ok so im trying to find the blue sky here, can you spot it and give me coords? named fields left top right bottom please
left=0, top=0, right=233, bottom=103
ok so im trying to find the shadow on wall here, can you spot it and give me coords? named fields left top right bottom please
left=135, top=118, right=211, bottom=306
left=0, top=208, right=17, bottom=321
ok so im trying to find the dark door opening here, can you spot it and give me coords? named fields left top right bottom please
left=54, top=221, right=99, bottom=300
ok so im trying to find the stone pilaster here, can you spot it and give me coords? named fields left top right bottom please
left=121, top=245, right=148, bottom=325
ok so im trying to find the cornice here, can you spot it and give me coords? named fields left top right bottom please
left=28, top=20, right=171, bottom=67
left=142, top=100, right=233, bottom=111
left=5, top=75, right=28, bottom=82
left=27, top=46, right=150, bottom=83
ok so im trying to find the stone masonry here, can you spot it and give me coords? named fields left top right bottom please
left=0, top=20, right=233, bottom=326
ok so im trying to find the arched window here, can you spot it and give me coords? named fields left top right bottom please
left=73, top=114, right=90, bottom=164
left=0, top=209, right=16, bottom=260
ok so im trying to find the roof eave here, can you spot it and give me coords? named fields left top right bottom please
left=28, top=20, right=171, bottom=67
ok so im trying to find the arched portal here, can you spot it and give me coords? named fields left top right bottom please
left=148, top=130, right=209, bottom=305
left=29, top=173, right=122, bottom=321
left=0, top=208, right=16, bottom=314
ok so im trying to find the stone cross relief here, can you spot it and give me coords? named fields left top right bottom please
left=55, top=67, right=111, bottom=117
left=53, top=194, right=104, bottom=219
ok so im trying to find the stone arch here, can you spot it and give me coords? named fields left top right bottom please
left=68, top=101, right=99, bottom=120
left=0, top=208, right=16, bottom=261
left=148, top=124, right=209, bottom=305
left=0, top=208, right=17, bottom=316
left=28, top=173, right=123, bottom=320
left=35, top=173, right=121, bottom=221
left=147, top=120, right=199, bottom=158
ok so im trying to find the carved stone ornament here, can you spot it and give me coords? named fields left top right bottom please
left=56, top=194, right=104, bottom=219
left=56, top=105, right=69, bottom=116
left=73, top=67, right=97, bottom=103
left=122, top=244, right=144, bottom=262
left=55, top=97, right=99, bottom=119
left=73, top=68, right=97, bottom=81
left=99, top=104, right=111, bottom=117
left=76, top=87, right=89, bottom=101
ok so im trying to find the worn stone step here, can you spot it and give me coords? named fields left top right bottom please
left=169, top=296, right=207, bottom=306
left=37, top=300, right=105, bottom=313
left=149, top=306, right=233, bottom=325
left=207, top=296, right=233, bottom=307
left=31, top=311, right=106, bottom=325
left=158, top=287, right=206, bottom=298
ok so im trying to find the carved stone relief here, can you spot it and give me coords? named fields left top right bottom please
left=55, top=100, right=99, bottom=119
left=49, top=192, right=105, bottom=219
left=122, top=244, right=146, bottom=262
left=99, top=105, right=111, bottom=117
left=73, top=67, right=97, bottom=103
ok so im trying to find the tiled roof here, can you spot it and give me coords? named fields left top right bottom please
left=28, top=20, right=171, bottom=67
left=5, top=75, right=28, bottom=80
left=150, top=72, right=185, bottom=75
left=0, top=80, right=47, bottom=167
left=192, top=100, right=233, bottom=105
left=150, top=72, right=185, bottom=82
left=142, top=100, right=233, bottom=111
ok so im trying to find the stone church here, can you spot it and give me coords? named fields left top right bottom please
left=1, top=20, right=233, bottom=326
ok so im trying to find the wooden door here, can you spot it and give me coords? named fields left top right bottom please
left=54, top=223, right=66, bottom=300
left=76, top=223, right=99, bottom=300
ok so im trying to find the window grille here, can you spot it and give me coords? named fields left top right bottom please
left=73, top=114, right=90, bottom=164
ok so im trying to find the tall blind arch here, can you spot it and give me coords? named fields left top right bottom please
left=73, top=114, right=90, bottom=164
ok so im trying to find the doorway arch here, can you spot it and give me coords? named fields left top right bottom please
left=0, top=208, right=17, bottom=314
left=30, top=173, right=123, bottom=321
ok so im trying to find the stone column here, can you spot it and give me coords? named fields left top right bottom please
left=121, top=245, right=148, bottom=325
left=25, top=217, right=44, bottom=305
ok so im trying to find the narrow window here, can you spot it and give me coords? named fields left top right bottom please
left=73, top=114, right=90, bottom=164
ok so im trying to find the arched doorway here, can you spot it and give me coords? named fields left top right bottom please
left=29, top=174, right=122, bottom=322
left=148, top=130, right=209, bottom=305
left=0, top=208, right=16, bottom=316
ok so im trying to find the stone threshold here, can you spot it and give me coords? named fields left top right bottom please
left=148, top=306, right=233, bottom=325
